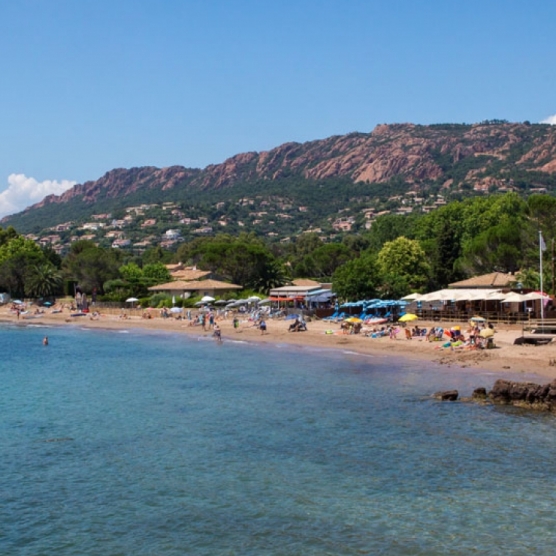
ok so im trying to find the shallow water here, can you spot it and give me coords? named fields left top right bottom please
left=1, top=324, right=556, bottom=555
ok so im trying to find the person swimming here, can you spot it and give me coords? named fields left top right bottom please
left=43, top=336, right=49, bottom=346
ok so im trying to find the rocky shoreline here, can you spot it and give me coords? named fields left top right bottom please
left=435, top=378, right=556, bottom=412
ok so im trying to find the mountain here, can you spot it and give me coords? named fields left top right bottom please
left=4, top=121, right=556, bottom=241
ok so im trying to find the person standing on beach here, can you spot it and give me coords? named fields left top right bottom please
left=213, top=323, right=222, bottom=343
left=259, top=319, right=267, bottom=335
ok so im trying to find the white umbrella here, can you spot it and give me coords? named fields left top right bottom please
left=401, top=292, right=422, bottom=301
left=485, top=290, right=508, bottom=301
left=170, top=306, right=183, bottom=313
left=247, top=296, right=262, bottom=302
left=502, top=292, right=529, bottom=303
left=523, top=291, right=551, bottom=301
left=201, top=295, right=215, bottom=303
left=126, top=297, right=139, bottom=303
left=420, top=289, right=456, bottom=302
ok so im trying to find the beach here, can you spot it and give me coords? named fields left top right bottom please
left=3, top=305, right=555, bottom=380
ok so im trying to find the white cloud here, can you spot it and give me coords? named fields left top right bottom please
left=0, top=174, right=76, bottom=219
left=540, top=114, right=556, bottom=125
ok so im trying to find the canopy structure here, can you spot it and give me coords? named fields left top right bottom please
left=418, top=288, right=508, bottom=302
left=523, top=291, right=551, bottom=301
left=305, top=288, right=335, bottom=304
left=401, top=293, right=423, bottom=301
left=501, top=292, right=529, bottom=303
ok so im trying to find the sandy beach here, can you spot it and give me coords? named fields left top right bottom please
left=4, top=305, right=556, bottom=381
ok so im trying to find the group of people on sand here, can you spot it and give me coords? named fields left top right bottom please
left=288, top=318, right=307, bottom=332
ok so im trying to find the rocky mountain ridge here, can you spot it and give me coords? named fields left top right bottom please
left=4, top=121, right=556, bottom=233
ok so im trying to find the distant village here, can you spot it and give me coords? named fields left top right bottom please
left=25, top=184, right=541, bottom=255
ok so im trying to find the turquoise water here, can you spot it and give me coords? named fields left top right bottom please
left=2, top=324, right=556, bottom=555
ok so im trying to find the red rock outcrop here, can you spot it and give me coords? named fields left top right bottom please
left=20, top=122, right=556, bottom=213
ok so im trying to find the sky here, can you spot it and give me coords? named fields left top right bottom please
left=1, top=0, right=555, bottom=218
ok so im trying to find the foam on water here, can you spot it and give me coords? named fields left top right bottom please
left=1, top=323, right=555, bottom=555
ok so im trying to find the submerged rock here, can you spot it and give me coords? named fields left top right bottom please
left=472, top=387, right=488, bottom=400
left=433, top=390, right=459, bottom=401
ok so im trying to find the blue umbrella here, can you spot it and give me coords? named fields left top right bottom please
left=43, top=301, right=53, bottom=306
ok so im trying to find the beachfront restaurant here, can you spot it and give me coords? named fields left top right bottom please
left=405, top=273, right=552, bottom=323
left=148, top=279, right=242, bottom=299
left=268, top=285, right=336, bottom=316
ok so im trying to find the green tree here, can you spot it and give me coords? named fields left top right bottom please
left=181, top=233, right=281, bottom=291
left=142, top=262, right=172, bottom=285
left=377, top=237, right=430, bottom=295
left=63, top=243, right=122, bottom=294
left=460, top=219, right=530, bottom=274
left=308, top=243, right=352, bottom=279
left=366, top=214, right=417, bottom=252
left=332, top=254, right=381, bottom=301
left=25, top=262, right=63, bottom=298
left=0, top=235, right=46, bottom=296
left=142, top=246, right=173, bottom=265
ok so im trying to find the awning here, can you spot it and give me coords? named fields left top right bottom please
left=305, top=288, right=334, bottom=299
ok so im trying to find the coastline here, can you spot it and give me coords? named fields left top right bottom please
left=3, top=306, right=556, bottom=381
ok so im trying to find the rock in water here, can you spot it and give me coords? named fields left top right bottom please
left=472, top=387, right=488, bottom=400
left=433, top=390, right=459, bottom=401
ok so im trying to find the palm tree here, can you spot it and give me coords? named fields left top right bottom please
left=25, top=263, right=63, bottom=299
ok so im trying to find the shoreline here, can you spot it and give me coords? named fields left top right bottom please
left=2, top=307, right=556, bottom=381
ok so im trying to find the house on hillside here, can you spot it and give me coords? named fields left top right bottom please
left=163, top=229, right=182, bottom=240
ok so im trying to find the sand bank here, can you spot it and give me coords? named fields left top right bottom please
left=2, top=306, right=555, bottom=379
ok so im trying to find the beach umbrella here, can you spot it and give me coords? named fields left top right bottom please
left=170, top=307, right=183, bottom=313
left=247, top=295, right=262, bottom=302
left=479, top=328, right=494, bottom=338
left=43, top=301, right=52, bottom=306
left=12, top=300, right=23, bottom=304
left=523, top=291, right=551, bottom=301
left=345, top=317, right=363, bottom=323
left=126, top=297, right=139, bottom=303
left=401, top=293, right=422, bottom=301
left=201, top=295, right=216, bottom=303
left=398, top=313, right=418, bottom=322
left=470, top=316, right=486, bottom=322
left=501, top=292, right=529, bottom=303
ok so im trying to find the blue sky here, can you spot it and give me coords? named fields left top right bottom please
left=1, top=0, right=555, bottom=217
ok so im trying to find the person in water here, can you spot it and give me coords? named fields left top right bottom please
left=43, top=336, right=49, bottom=346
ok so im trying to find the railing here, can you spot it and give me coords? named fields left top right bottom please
left=416, top=309, right=534, bottom=325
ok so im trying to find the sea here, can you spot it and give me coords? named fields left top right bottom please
left=2, top=323, right=556, bottom=556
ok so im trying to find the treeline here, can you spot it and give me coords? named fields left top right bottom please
left=0, top=192, right=554, bottom=304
